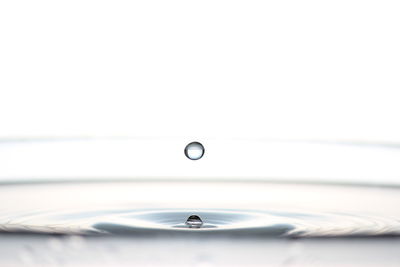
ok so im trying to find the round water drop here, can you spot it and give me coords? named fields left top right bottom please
left=185, top=215, right=203, bottom=228
left=184, top=142, right=205, bottom=160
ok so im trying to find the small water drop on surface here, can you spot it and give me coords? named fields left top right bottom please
left=184, top=142, right=205, bottom=160
left=185, top=215, right=203, bottom=228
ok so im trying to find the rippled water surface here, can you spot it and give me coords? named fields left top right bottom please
left=0, top=181, right=399, bottom=238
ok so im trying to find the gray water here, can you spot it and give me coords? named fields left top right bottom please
left=0, top=181, right=399, bottom=238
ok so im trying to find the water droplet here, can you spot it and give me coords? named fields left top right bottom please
left=185, top=215, right=203, bottom=228
left=184, top=142, right=205, bottom=160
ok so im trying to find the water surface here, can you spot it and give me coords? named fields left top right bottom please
left=0, top=181, right=399, bottom=238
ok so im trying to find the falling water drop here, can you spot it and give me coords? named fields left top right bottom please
left=185, top=215, right=203, bottom=228
left=184, top=142, right=205, bottom=160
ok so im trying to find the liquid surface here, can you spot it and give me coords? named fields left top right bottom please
left=0, top=181, right=399, bottom=238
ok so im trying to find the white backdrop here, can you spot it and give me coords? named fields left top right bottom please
left=1, top=0, right=399, bottom=142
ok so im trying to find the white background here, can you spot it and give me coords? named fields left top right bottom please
left=1, top=0, right=399, bottom=142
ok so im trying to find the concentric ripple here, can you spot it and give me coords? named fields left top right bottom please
left=0, top=182, right=400, bottom=238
